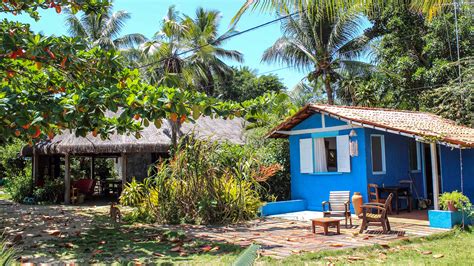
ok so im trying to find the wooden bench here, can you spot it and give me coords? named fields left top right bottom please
left=311, top=218, right=341, bottom=235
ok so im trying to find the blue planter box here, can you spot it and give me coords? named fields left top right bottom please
left=260, top=199, right=306, bottom=216
left=428, top=210, right=472, bottom=229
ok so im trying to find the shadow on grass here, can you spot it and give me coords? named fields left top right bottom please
left=31, top=215, right=243, bottom=264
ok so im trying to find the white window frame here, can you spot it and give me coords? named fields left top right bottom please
left=410, top=141, right=422, bottom=173
left=371, top=134, right=386, bottom=175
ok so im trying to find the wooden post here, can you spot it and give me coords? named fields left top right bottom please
left=32, top=149, right=39, bottom=185
left=64, top=154, right=71, bottom=204
left=90, top=157, right=95, bottom=179
left=430, top=143, right=440, bottom=210
left=121, top=153, right=127, bottom=188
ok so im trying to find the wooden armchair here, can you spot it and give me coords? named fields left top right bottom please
left=322, top=191, right=352, bottom=227
left=359, top=193, right=393, bottom=234
left=368, top=183, right=391, bottom=214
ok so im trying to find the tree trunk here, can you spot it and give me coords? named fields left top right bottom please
left=324, top=75, right=334, bottom=105
left=170, top=119, right=182, bottom=153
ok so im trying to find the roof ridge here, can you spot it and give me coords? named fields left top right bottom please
left=309, top=104, right=459, bottom=118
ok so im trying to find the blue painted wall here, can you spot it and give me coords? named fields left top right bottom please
left=286, top=112, right=474, bottom=212
left=440, top=147, right=474, bottom=201
left=364, top=129, right=424, bottom=199
left=289, top=114, right=369, bottom=211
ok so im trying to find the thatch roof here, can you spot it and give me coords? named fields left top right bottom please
left=24, top=116, right=246, bottom=155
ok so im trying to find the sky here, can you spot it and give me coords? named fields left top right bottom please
left=1, top=0, right=309, bottom=89
left=1, top=0, right=369, bottom=89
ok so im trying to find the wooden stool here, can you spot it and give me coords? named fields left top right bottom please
left=311, top=218, right=341, bottom=235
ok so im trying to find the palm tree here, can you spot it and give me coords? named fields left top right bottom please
left=233, top=0, right=452, bottom=24
left=262, top=8, right=371, bottom=104
left=142, top=6, right=243, bottom=95
left=65, top=5, right=146, bottom=51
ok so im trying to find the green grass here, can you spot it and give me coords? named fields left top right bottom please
left=0, top=187, right=11, bottom=201
left=23, top=215, right=242, bottom=264
left=259, top=228, right=474, bottom=265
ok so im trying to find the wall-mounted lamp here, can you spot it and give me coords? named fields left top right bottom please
left=349, top=129, right=358, bottom=157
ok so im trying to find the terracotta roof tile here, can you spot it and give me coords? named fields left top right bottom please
left=268, top=104, right=474, bottom=148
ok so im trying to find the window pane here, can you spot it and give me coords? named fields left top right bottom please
left=372, top=136, right=383, bottom=172
left=325, top=137, right=337, bottom=172
left=409, top=141, right=418, bottom=171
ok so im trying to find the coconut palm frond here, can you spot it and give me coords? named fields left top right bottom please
left=114, top=33, right=147, bottom=49
left=65, top=12, right=88, bottom=38
left=102, top=10, right=131, bottom=39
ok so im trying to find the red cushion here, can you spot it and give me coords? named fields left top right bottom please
left=73, top=179, right=96, bottom=195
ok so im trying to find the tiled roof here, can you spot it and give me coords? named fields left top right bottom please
left=267, top=104, right=474, bottom=148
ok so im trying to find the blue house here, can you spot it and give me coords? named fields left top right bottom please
left=266, top=104, right=474, bottom=214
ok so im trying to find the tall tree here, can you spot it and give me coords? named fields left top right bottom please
left=213, top=67, right=286, bottom=102
left=142, top=6, right=243, bottom=95
left=262, top=8, right=370, bottom=104
left=65, top=3, right=146, bottom=51
left=233, top=0, right=454, bottom=24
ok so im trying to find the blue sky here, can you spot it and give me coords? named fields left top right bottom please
left=2, top=0, right=308, bottom=88
left=2, top=0, right=369, bottom=89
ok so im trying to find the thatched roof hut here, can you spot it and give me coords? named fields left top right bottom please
left=23, top=116, right=246, bottom=156
left=24, top=115, right=247, bottom=204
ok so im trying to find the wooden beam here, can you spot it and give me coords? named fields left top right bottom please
left=121, top=153, right=127, bottom=188
left=64, top=154, right=71, bottom=204
left=430, top=143, right=440, bottom=210
left=32, top=149, right=39, bottom=185
left=90, top=157, right=95, bottom=179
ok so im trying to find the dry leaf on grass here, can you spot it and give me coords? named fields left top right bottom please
left=92, top=249, right=103, bottom=256
left=43, top=229, right=61, bottom=236
left=330, top=243, right=344, bottom=247
left=153, top=252, right=165, bottom=257
left=378, top=253, right=387, bottom=260
left=64, top=242, right=74, bottom=249
left=98, top=240, right=106, bottom=245
left=201, top=245, right=212, bottom=252
left=347, top=256, right=364, bottom=261
left=170, top=246, right=183, bottom=252
left=433, top=254, right=444, bottom=259
left=420, top=250, right=432, bottom=255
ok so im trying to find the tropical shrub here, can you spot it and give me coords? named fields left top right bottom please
left=120, top=137, right=276, bottom=225
left=4, top=171, right=33, bottom=203
left=32, top=178, right=64, bottom=203
left=439, top=191, right=472, bottom=212
left=0, top=236, right=15, bottom=265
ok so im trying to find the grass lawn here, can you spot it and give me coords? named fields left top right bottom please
left=22, top=214, right=242, bottom=265
left=0, top=187, right=11, bottom=201
left=259, top=228, right=474, bottom=265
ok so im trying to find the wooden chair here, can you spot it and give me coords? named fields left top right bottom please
left=367, top=183, right=391, bottom=214
left=398, top=180, right=413, bottom=212
left=359, top=193, right=393, bottom=234
left=322, top=191, right=352, bottom=227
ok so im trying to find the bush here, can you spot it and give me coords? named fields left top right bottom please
left=33, top=178, right=64, bottom=203
left=4, top=171, right=33, bottom=203
left=0, top=236, right=15, bottom=265
left=439, top=191, right=472, bottom=212
left=120, top=137, right=272, bottom=225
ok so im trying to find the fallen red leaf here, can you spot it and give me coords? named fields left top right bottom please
left=201, top=245, right=212, bottom=252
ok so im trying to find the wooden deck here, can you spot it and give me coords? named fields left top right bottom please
left=163, top=216, right=447, bottom=259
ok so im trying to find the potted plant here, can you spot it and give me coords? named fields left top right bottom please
left=429, top=191, right=472, bottom=229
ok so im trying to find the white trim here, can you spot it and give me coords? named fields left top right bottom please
left=321, top=114, right=326, bottom=128
left=371, top=134, right=386, bottom=175
left=276, top=125, right=361, bottom=136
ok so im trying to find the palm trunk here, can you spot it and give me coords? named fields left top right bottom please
left=170, top=119, right=182, bottom=153
left=324, top=75, right=334, bottom=105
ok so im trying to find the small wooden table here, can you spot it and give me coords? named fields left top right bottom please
left=311, top=218, right=341, bottom=235
left=379, top=186, right=411, bottom=214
